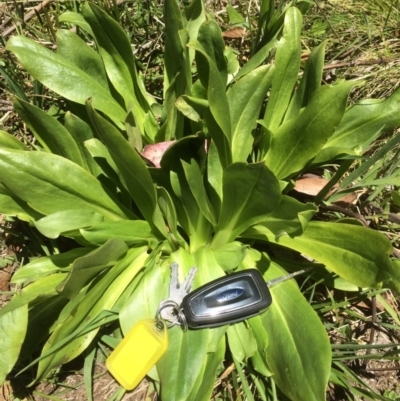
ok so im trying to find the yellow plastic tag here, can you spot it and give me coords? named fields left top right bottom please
left=106, top=319, right=168, bottom=390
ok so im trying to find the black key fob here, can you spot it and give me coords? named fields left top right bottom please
left=181, top=269, right=272, bottom=329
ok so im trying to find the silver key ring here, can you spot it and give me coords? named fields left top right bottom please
left=156, top=300, right=181, bottom=329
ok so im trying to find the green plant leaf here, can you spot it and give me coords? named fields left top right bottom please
left=82, top=2, right=157, bottom=139
left=249, top=316, right=272, bottom=377
left=322, top=86, right=400, bottom=153
left=57, top=29, right=108, bottom=89
left=262, top=7, right=302, bottom=134
left=0, top=274, right=67, bottom=318
left=249, top=221, right=400, bottom=292
left=157, top=247, right=226, bottom=401
left=264, top=81, right=356, bottom=179
left=85, top=101, right=167, bottom=238
left=161, top=0, right=191, bottom=141
left=184, top=0, right=207, bottom=64
left=188, top=336, right=226, bottom=401
left=228, top=65, right=274, bottom=162
left=63, top=112, right=98, bottom=174
left=6, top=35, right=126, bottom=125
left=212, top=162, right=281, bottom=248
left=12, top=248, right=90, bottom=285
left=14, top=99, right=85, bottom=167
left=256, top=196, right=317, bottom=238
left=59, top=11, right=94, bottom=36
left=0, top=130, right=29, bottom=150
left=0, top=304, right=28, bottom=385
left=35, top=210, right=104, bottom=239
left=212, top=241, right=247, bottom=271
left=286, top=41, right=326, bottom=120
left=0, top=148, right=130, bottom=220
left=80, top=220, right=155, bottom=246
left=56, top=238, right=128, bottom=300
left=227, top=322, right=257, bottom=362
left=260, top=256, right=331, bottom=401
left=161, top=137, right=212, bottom=249
left=35, top=246, right=148, bottom=382
left=189, top=29, right=231, bottom=140
left=0, top=184, right=42, bottom=221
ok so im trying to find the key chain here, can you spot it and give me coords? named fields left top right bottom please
left=106, top=301, right=179, bottom=390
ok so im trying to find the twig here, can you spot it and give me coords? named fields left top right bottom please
left=2, top=0, right=53, bottom=37
left=319, top=205, right=368, bottom=226
left=323, top=56, right=399, bottom=70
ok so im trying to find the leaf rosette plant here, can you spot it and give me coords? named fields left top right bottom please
left=1, top=1, right=400, bottom=400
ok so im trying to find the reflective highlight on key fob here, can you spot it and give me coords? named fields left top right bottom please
left=181, top=269, right=272, bottom=328
left=106, top=319, right=168, bottom=390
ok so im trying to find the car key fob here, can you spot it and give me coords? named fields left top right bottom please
left=180, top=269, right=272, bottom=329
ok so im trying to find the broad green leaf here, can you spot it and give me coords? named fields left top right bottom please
left=82, top=3, right=157, bottom=138
left=249, top=221, right=400, bottom=292
left=0, top=185, right=42, bottom=222
left=0, top=130, right=28, bottom=150
left=64, top=112, right=98, bottom=174
left=161, top=137, right=212, bottom=249
left=189, top=36, right=231, bottom=141
left=184, top=0, right=206, bottom=64
left=162, top=0, right=191, bottom=140
left=174, top=95, right=207, bottom=122
left=57, top=29, right=108, bottom=89
left=80, top=220, right=155, bottom=246
left=35, top=210, right=104, bottom=239
left=286, top=41, right=326, bottom=120
left=157, top=248, right=226, bottom=401
left=81, top=2, right=135, bottom=104
left=323, top=86, right=400, bottom=151
left=181, top=155, right=217, bottom=226
left=261, top=257, right=331, bottom=401
left=264, top=81, right=355, bottom=179
left=224, top=46, right=240, bottom=80
left=83, top=138, right=122, bottom=182
left=228, top=65, right=274, bottom=162
left=0, top=274, right=67, bottom=318
left=188, top=336, right=226, bottom=401
left=14, top=99, right=85, bottom=167
left=227, top=322, right=257, bottom=362
left=18, top=296, right=69, bottom=365
left=35, top=246, right=148, bottom=382
left=0, top=304, right=28, bottom=384
left=207, top=140, right=223, bottom=214
left=212, top=241, right=247, bottom=271
left=158, top=327, right=210, bottom=401
left=212, top=162, right=281, bottom=248
left=119, top=259, right=169, bottom=338
left=249, top=316, right=272, bottom=377
left=163, top=0, right=186, bottom=92
left=263, top=7, right=302, bottom=134
left=255, top=196, right=317, bottom=238
left=227, top=4, right=246, bottom=24
left=235, top=40, right=277, bottom=81
left=6, top=35, right=126, bottom=125
left=12, top=248, right=90, bottom=285
left=56, top=238, right=128, bottom=300
left=59, top=11, right=94, bottom=36
left=0, top=148, right=130, bottom=220
left=197, top=20, right=228, bottom=86
left=157, top=187, right=184, bottom=248
left=85, top=102, right=167, bottom=238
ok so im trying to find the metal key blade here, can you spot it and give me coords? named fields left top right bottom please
left=265, top=266, right=313, bottom=288
left=160, top=263, right=197, bottom=322
left=179, top=266, right=197, bottom=299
